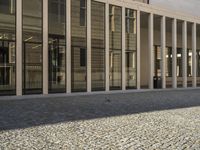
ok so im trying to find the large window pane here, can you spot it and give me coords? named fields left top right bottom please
left=91, top=1, right=105, bottom=91
left=23, top=0, right=43, bottom=94
left=125, top=8, right=137, bottom=89
left=109, top=5, right=122, bottom=90
left=71, top=0, right=87, bottom=92
left=48, top=0, right=66, bottom=93
left=0, top=0, right=16, bottom=95
left=177, top=48, right=183, bottom=87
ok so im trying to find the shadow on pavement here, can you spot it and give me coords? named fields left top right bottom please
left=0, top=89, right=200, bottom=131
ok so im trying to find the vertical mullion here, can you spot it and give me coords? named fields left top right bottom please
left=16, top=0, right=22, bottom=95
left=66, top=0, right=71, bottom=93
left=122, top=6, right=126, bottom=90
left=43, top=0, right=48, bottom=94
left=148, top=13, right=154, bottom=89
left=105, top=3, right=109, bottom=91
left=192, top=23, right=197, bottom=87
left=161, top=16, right=166, bottom=89
left=137, top=10, right=141, bottom=90
left=172, top=18, right=177, bottom=88
left=87, top=0, right=91, bottom=92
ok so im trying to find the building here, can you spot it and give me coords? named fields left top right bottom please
left=0, top=0, right=200, bottom=96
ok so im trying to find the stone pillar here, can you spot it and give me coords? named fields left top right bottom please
left=161, top=16, right=166, bottom=89
left=122, top=7, right=126, bottom=90
left=105, top=3, right=110, bottom=92
left=66, top=0, right=71, bottom=93
left=192, top=23, right=197, bottom=87
left=87, top=0, right=91, bottom=92
left=137, top=10, right=141, bottom=89
left=148, top=13, right=154, bottom=89
left=172, top=18, right=177, bottom=88
left=16, top=0, right=22, bottom=96
left=182, top=21, right=187, bottom=88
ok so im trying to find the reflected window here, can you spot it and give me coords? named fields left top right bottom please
left=22, top=0, right=43, bottom=94
left=48, top=0, right=66, bottom=93
left=71, top=0, right=87, bottom=92
left=91, top=1, right=105, bottom=91
left=125, top=8, right=137, bottom=89
left=109, top=5, right=122, bottom=90
left=0, top=0, right=16, bottom=95
left=80, top=0, right=86, bottom=26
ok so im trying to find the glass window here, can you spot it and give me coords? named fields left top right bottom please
left=71, top=0, right=87, bottom=92
left=109, top=5, right=122, bottom=90
left=125, top=8, right=137, bottom=89
left=22, top=0, right=43, bottom=94
left=0, top=0, right=15, bottom=14
left=166, top=47, right=172, bottom=77
left=0, top=0, right=16, bottom=95
left=80, top=0, right=86, bottom=26
left=48, top=0, right=66, bottom=93
left=91, top=1, right=105, bottom=91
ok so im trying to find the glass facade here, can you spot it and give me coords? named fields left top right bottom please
left=91, top=1, right=105, bottom=91
left=22, top=0, right=43, bottom=94
left=48, top=0, right=66, bottom=93
left=125, top=8, right=137, bottom=89
left=71, top=0, right=87, bottom=92
left=0, top=0, right=16, bottom=95
left=109, top=5, right=122, bottom=90
left=0, top=0, right=200, bottom=96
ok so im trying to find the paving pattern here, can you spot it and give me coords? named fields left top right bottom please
left=0, top=89, right=200, bottom=149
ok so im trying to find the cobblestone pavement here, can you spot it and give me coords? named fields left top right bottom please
left=0, top=89, right=200, bottom=149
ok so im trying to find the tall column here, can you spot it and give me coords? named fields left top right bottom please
left=192, top=23, right=197, bottom=87
left=43, top=0, right=48, bottom=94
left=16, top=0, right=22, bottom=96
left=105, top=3, right=109, bottom=91
left=122, top=7, right=126, bottom=91
left=172, top=18, right=177, bottom=88
left=87, top=0, right=91, bottom=92
left=182, top=21, right=187, bottom=88
left=148, top=13, right=154, bottom=89
left=137, top=10, right=141, bottom=89
left=66, top=0, right=71, bottom=93
left=161, top=16, right=166, bottom=89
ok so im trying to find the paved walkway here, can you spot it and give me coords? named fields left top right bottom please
left=0, top=90, right=200, bottom=149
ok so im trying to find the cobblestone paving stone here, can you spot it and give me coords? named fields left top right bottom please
left=0, top=90, right=200, bottom=149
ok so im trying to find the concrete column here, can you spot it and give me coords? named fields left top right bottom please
left=16, top=0, right=22, bottom=96
left=43, top=0, right=48, bottom=95
left=87, top=0, right=91, bottom=92
left=122, top=7, right=126, bottom=91
left=148, top=13, right=154, bottom=89
left=66, top=0, right=71, bottom=93
left=192, top=23, right=197, bottom=87
left=182, top=21, right=187, bottom=88
left=105, top=3, right=109, bottom=91
left=172, top=18, right=177, bottom=88
left=161, top=16, right=166, bottom=89
left=137, top=10, right=141, bottom=89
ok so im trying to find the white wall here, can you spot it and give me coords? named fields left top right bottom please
left=150, top=0, right=200, bottom=17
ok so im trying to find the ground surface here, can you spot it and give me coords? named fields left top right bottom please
left=0, top=89, right=200, bottom=149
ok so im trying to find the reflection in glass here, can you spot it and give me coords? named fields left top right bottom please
left=22, top=0, right=43, bottom=94
left=187, top=49, right=192, bottom=87
left=109, top=5, right=122, bottom=90
left=125, top=8, right=137, bottom=89
left=177, top=48, right=183, bottom=87
left=166, top=47, right=172, bottom=88
left=71, top=0, right=87, bottom=92
left=197, top=50, right=200, bottom=86
left=91, top=1, right=105, bottom=91
left=48, top=0, right=66, bottom=93
left=0, top=0, right=16, bottom=95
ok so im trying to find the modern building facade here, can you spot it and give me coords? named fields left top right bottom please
left=0, top=0, right=200, bottom=96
